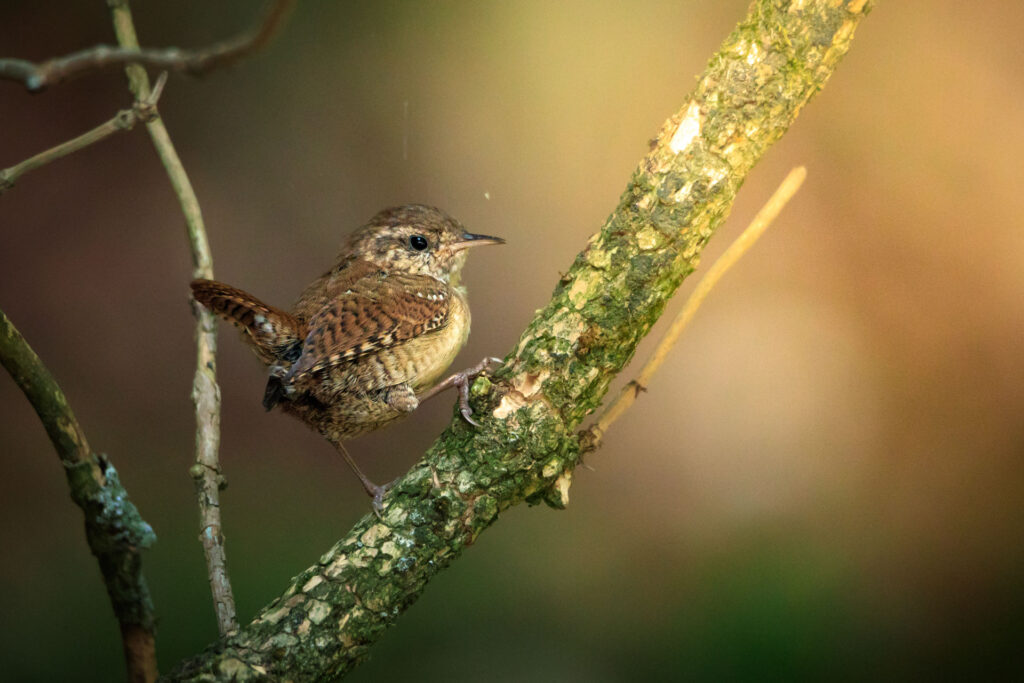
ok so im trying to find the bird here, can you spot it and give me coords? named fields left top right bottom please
left=190, top=204, right=504, bottom=514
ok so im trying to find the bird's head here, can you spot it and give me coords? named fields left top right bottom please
left=345, top=204, right=505, bottom=282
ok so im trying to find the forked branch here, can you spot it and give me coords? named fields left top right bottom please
left=583, top=165, right=808, bottom=451
left=0, top=0, right=295, bottom=92
left=0, top=72, right=167, bottom=193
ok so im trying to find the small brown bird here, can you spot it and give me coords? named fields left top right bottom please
left=191, top=204, right=504, bottom=513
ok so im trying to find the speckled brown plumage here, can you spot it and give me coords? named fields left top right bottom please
left=190, top=204, right=503, bottom=513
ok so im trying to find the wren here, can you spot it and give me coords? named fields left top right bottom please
left=190, top=204, right=504, bottom=514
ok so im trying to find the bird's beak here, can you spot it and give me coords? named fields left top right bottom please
left=452, top=232, right=506, bottom=252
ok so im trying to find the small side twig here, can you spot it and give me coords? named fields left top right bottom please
left=0, top=72, right=167, bottom=194
left=0, top=309, right=158, bottom=683
left=108, top=1, right=237, bottom=635
left=0, top=0, right=295, bottom=92
left=582, top=166, right=808, bottom=452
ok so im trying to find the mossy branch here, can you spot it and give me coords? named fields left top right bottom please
left=166, top=1, right=874, bottom=679
left=0, top=310, right=158, bottom=683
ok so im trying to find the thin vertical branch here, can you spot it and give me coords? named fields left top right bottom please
left=0, top=310, right=158, bottom=683
left=107, top=0, right=237, bottom=635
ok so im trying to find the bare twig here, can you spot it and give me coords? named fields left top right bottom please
left=108, top=1, right=237, bottom=635
left=583, top=166, right=808, bottom=452
left=0, top=72, right=166, bottom=194
left=0, top=309, right=158, bottom=683
left=0, top=0, right=295, bottom=92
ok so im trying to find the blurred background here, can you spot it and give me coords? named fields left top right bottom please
left=2, top=1, right=1022, bottom=680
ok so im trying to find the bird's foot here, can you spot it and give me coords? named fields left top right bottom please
left=333, top=440, right=398, bottom=519
left=418, top=357, right=504, bottom=427
left=452, top=357, right=504, bottom=427
left=370, top=479, right=397, bottom=519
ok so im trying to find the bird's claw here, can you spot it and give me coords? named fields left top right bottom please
left=460, top=402, right=482, bottom=428
left=456, top=356, right=504, bottom=427
left=370, top=480, right=395, bottom=520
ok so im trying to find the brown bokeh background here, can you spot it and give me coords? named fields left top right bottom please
left=2, top=1, right=1022, bottom=680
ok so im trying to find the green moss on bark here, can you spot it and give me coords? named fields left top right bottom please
left=0, top=310, right=157, bottom=644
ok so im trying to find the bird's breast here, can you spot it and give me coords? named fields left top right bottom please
left=406, top=286, right=471, bottom=391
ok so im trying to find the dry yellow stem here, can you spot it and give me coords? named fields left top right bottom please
left=589, top=166, right=807, bottom=444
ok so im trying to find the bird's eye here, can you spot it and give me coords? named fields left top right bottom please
left=408, top=234, right=429, bottom=252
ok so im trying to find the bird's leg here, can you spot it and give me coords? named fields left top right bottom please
left=417, top=356, right=503, bottom=427
left=332, top=439, right=395, bottom=519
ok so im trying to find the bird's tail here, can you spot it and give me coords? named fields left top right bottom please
left=190, top=279, right=304, bottom=366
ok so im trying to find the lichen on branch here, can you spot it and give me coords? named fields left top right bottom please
left=0, top=309, right=158, bottom=683
left=166, top=1, right=875, bottom=679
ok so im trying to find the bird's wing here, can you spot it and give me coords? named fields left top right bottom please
left=285, top=271, right=452, bottom=384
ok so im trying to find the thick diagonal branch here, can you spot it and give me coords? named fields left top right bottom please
left=0, top=310, right=158, bottom=683
left=0, top=0, right=294, bottom=91
left=167, top=1, right=875, bottom=679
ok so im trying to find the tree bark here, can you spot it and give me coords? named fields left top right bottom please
left=167, top=0, right=875, bottom=679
